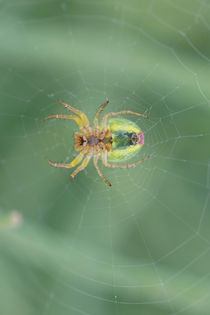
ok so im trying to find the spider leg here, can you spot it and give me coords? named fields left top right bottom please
left=93, top=100, right=109, bottom=132
left=44, top=114, right=86, bottom=133
left=46, top=150, right=86, bottom=169
left=102, top=110, right=148, bottom=130
left=93, top=154, right=111, bottom=187
left=70, top=153, right=92, bottom=182
left=102, top=155, right=150, bottom=169
left=58, top=100, right=92, bottom=133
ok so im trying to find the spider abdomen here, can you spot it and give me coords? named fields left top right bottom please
left=107, top=118, right=144, bottom=162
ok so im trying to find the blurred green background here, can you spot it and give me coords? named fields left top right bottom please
left=1, top=0, right=210, bottom=314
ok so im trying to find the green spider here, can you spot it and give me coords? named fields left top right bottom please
left=45, top=100, right=149, bottom=186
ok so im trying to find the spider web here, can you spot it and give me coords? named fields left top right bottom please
left=1, top=0, right=210, bottom=314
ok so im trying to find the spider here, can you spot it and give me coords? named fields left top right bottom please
left=45, top=100, right=149, bottom=186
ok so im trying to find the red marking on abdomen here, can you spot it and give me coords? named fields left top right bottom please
left=138, top=132, right=144, bottom=145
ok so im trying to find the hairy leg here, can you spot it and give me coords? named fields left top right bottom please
left=58, top=100, right=92, bottom=133
left=46, top=150, right=86, bottom=169
left=93, top=100, right=109, bottom=134
left=93, top=154, right=111, bottom=186
left=101, top=150, right=108, bottom=167
left=102, top=155, right=150, bottom=168
left=102, top=110, right=148, bottom=130
left=70, top=153, right=92, bottom=181
left=44, top=114, right=87, bottom=133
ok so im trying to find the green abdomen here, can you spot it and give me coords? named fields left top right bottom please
left=107, top=118, right=144, bottom=162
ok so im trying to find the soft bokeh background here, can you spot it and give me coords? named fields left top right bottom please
left=1, top=0, right=210, bottom=314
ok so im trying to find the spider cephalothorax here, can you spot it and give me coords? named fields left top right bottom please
left=74, top=130, right=112, bottom=152
left=45, top=100, right=149, bottom=186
